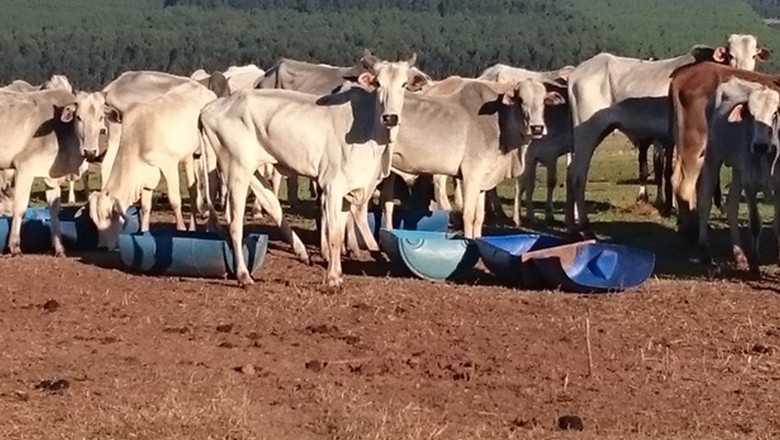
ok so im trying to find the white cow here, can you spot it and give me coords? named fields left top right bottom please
left=223, top=64, right=265, bottom=93
left=697, top=78, right=780, bottom=271
left=0, top=74, right=73, bottom=94
left=89, top=81, right=217, bottom=249
left=566, top=35, right=770, bottom=233
left=199, top=54, right=416, bottom=287
left=0, top=89, right=101, bottom=256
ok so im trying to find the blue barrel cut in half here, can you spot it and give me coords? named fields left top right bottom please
left=475, top=234, right=568, bottom=285
left=0, top=205, right=141, bottom=252
left=523, top=241, right=655, bottom=293
left=379, top=229, right=479, bottom=281
left=118, top=230, right=269, bottom=279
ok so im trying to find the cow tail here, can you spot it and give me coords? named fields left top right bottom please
left=197, top=117, right=218, bottom=225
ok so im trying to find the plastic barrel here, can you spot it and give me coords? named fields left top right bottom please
left=525, top=242, right=655, bottom=293
left=379, top=229, right=479, bottom=281
left=475, top=234, right=567, bottom=285
left=0, top=205, right=141, bottom=253
left=357, top=209, right=450, bottom=249
left=118, top=230, right=269, bottom=279
left=17, top=205, right=141, bottom=252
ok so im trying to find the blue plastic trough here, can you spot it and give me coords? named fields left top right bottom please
left=118, top=230, right=269, bottom=279
left=0, top=205, right=141, bottom=253
left=522, top=241, right=655, bottom=293
left=379, top=229, right=479, bottom=281
left=475, top=234, right=569, bottom=285
left=367, top=209, right=450, bottom=233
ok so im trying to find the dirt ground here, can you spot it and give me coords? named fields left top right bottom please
left=2, top=205, right=780, bottom=440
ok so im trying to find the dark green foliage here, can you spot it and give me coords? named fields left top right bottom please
left=746, top=0, right=780, bottom=18
left=0, top=0, right=778, bottom=90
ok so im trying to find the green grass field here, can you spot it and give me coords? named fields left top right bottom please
left=43, top=132, right=779, bottom=279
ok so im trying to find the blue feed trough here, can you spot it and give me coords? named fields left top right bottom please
left=118, top=230, right=269, bottom=279
left=0, top=205, right=140, bottom=252
left=379, top=229, right=479, bottom=281
left=523, top=241, right=655, bottom=293
left=357, top=209, right=450, bottom=249
left=475, top=234, right=569, bottom=285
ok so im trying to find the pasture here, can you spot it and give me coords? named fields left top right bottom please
left=2, top=134, right=780, bottom=439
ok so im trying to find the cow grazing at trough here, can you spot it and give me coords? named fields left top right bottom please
left=0, top=89, right=101, bottom=256
left=199, top=54, right=418, bottom=287
left=377, top=75, right=565, bottom=238
left=565, top=35, right=770, bottom=234
left=696, top=78, right=780, bottom=270
left=89, top=81, right=217, bottom=250
left=669, top=61, right=780, bottom=239
left=96, top=70, right=226, bottom=242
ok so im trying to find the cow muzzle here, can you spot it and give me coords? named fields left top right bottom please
left=82, top=149, right=99, bottom=161
left=382, top=114, right=399, bottom=128
left=751, top=143, right=771, bottom=155
left=529, top=125, right=546, bottom=139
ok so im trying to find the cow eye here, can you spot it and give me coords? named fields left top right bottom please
left=373, top=79, right=381, bottom=87
left=76, top=115, right=82, bottom=122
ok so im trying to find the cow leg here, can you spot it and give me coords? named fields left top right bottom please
left=184, top=156, right=198, bottom=231
left=379, top=176, right=395, bottom=230
left=745, top=188, right=761, bottom=272
left=652, top=143, right=664, bottom=207
left=161, top=163, right=186, bottom=231
left=696, top=159, right=717, bottom=265
left=713, top=173, right=725, bottom=216
left=485, top=188, right=505, bottom=223
left=545, top=161, right=557, bottom=224
left=474, top=191, right=486, bottom=238
left=286, top=174, right=300, bottom=207
left=774, top=184, right=780, bottom=266
left=524, top=160, right=538, bottom=225
left=248, top=175, right=309, bottom=263
left=100, top=121, right=122, bottom=190
left=461, top=179, right=480, bottom=239
left=8, top=171, right=34, bottom=256
left=227, top=166, right=253, bottom=286
left=322, top=185, right=347, bottom=287
left=67, top=180, right=77, bottom=205
left=453, top=178, right=464, bottom=212
left=433, top=175, right=452, bottom=211
left=660, top=141, right=675, bottom=217
left=344, top=208, right=360, bottom=257
left=637, top=141, right=650, bottom=203
left=566, top=140, right=598, bottom=233
left=726, top=173, right=748, bottom=270
left=513, top=174, right=524, bottom=228
left=45, top=182, right=65, bottom=257
left=140, top=189, right=153, bottom=232
left=353, top=200, right=379, bottom=252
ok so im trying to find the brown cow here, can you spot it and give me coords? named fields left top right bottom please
left=669, top=61, right=780, bottom=240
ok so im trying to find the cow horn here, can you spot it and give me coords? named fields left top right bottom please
left=408, top=52, right=417, bottom=67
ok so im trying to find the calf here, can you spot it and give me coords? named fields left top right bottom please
left=200, top=55, right=416, bottom=287
left=697, top=78, right=780, bottom=270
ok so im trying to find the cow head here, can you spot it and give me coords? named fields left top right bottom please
left=72, top=92, right=108, bottom=162
left=41, top=74, right=73, bottom=93
left=728, top=86, right=780, bottom=155
left=714, top=34, right=771, bottom=71
left=502, top=79, right=566, bottom=140
left=88, top=191, right=127, bottom=250
left=358, top=49, right=417, bottom=141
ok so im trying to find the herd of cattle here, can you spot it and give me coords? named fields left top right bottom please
left=1, top=33, right=779, bottom=287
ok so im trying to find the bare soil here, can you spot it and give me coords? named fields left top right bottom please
left=2, top=210, right=780, bottom=440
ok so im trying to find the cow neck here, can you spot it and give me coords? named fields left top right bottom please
left=340, top=87, right=391, bottom=147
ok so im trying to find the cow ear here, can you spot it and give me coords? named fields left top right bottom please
left=557, top=66, right=575, bottom=82
left=104, top=104, right=122, bottom=124
left=358, top=72, right=376, bottom=89
left=502, top=89, right=517, bottom=106
left=60, top=103, right=78, bottom=123
left=406, top=68, right=430, bottom=92
left=713, top=46, right=728, bottom=63
left=728, top=103, right=745, bottom=123
left=757, top=47, right=772, bottom=62
left=544, top=91, right=566, bottom=106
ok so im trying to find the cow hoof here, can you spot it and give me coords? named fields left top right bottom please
left=369, top=250, right=387, bottom=263
left=326, top=276, right=343, bottom=289
left=10, top=247, right=22, bottom=257
left=237, top=272, right=255, bottom=287
left=636, top=194, right=649, bottom=204
left=53, top=250, right=66, bottom=258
